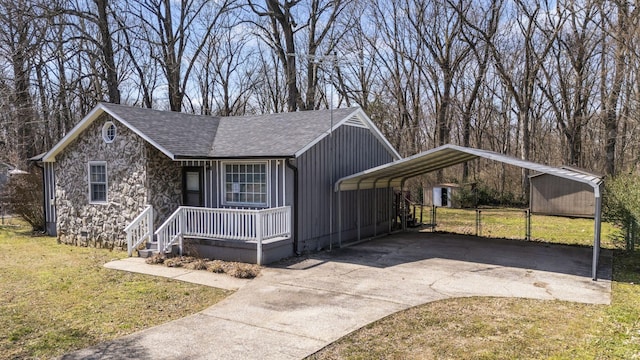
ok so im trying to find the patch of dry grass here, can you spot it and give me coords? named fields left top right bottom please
left=145, top=254, right=261, bottom=279
left=0, top=223, right=231, bottom=360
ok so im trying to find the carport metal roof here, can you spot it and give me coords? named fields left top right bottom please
left=335, top=144, right=605, bottom=281
left=335, top=144, right=601, bottom=191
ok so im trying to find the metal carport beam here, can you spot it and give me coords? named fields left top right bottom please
left=334, top=144, right=605, bottom=281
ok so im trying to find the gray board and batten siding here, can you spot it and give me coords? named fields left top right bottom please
left=530, top=172, right=597, bottom=218
left=296, top=122, right=396, bottom=253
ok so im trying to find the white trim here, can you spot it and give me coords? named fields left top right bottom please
left=42, top=103, right=176, bottom=162
left=293, top=108, right=402, bottom=160
left=88, top=161, right=108, bottom=204
left=102, top=121, right=117, bottom=143
left=220, top=160, right=270, bottom=208
left=343, top=114, right=368, bottom=128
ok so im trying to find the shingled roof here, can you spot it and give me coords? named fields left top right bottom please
left=210, top=108, right=359, bottom=158
left=42, top=103, right=399, bottom=161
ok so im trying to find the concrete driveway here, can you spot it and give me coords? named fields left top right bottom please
left=62, top=232, right=612, bottom=360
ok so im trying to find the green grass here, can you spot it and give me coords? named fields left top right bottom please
left=308, top=211, right=640, bottom=359
left=0, top=222, right=231, bottom=360
left=417, top=207, right=622, bottom=249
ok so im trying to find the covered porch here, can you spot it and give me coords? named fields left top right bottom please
left=125, top=205, right=292, bottom=265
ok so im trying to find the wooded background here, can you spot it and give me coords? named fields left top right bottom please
left=1, top=0, right=638, bottom=199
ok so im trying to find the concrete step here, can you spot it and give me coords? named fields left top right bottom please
left=137, top=248, right=158, bottom=258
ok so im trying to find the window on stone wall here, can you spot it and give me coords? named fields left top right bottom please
left=88, top=161, right=107, bottom=203
left=102, top=121, right=117, bottom=143
left=223, top=162, right=268, bottom=206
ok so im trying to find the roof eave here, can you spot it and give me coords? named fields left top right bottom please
left=41, top=103, right=177, bottom=162
left=293, top=107, right=402, bottom=160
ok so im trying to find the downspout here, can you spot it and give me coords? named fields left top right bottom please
left=33, top=161, right=47, bottom=234
left=286, top=159, right=300, bottom=255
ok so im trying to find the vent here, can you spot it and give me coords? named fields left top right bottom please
left=343, top=115, right=368, bottom=128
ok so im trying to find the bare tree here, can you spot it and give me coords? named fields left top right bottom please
left=247, top=0, right=347, bottom=111
left=598, top=0, right=639, bottom=175
left=131, top=0, right=235, bottom=112
left=540, top=0, right=600, bottom=168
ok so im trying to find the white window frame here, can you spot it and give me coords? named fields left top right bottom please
left=221, top=161, right=269, bottom=207
left=88, top=161, right=108, bottom=204
left=102, top=121, right=117, bottom=143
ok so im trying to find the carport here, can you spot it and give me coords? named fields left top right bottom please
left=335, top=144, right=604, bottom=280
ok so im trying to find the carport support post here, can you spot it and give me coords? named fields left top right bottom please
left=592, top=184, right=603, bottom=281
left=401, top=180, right=407, bottom=231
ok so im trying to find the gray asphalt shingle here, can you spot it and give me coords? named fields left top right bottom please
left=101, top=103, right=359, bottom=158
left=211, top=108, right=358, bottom=157
left=101, top=103, right=219, bottom=158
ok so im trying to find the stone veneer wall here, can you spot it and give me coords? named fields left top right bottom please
left=55, top=114, right=148, bottom=248
left=145, top=143, right=182, bottom=227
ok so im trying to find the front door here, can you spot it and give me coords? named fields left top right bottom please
left=183, top=167, right=203, bottom=207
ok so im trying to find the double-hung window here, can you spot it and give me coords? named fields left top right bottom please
left=88, top=162, right=107, bottom=203
left=223, top=162, right=268, bottom=206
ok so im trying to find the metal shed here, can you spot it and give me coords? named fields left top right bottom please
left=530, top=167, right=601, bottom=218
left=424, top=183, right=462, bottom=208
left=335, top=144, right=604, bottom=280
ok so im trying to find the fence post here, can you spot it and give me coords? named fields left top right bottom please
left=524, top=209, right=531, bottom=241
left=256, top=211, right=263, bottom=265
left=475, top=209, right=481, bottom=237
left=432, top=205, right=437, bottom=232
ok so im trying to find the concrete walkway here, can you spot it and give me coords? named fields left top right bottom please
left=62, top=233, right=612, bottom=360
left=104, top=257, right=250, bottom=291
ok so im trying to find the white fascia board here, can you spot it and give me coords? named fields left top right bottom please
left=42, top=105, right=106, bottom=162
left=294, top=108, right=402, bottom=160
left=42, top=103, right=176, bottom=162
left=349, top=109, right=402, bottom=160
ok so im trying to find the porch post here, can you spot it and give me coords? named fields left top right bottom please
left=256, top=211, right=263, bottom=265
left=148, top=206, right=154, bottom=243
left=179, top=208, right=185, bottom=256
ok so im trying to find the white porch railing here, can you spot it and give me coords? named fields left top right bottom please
left=125, top=205, right=154, bottom=256
left=154, top=205, right=291, bottom=265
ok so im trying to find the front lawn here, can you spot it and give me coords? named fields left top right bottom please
left=0, top=221, right=230, bottom=359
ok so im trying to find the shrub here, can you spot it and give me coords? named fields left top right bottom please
left=453, top=182, right=526, bottom=208
left=603, top=173, right=640, bottom=250
left=3, top=169, right=44, bottom=231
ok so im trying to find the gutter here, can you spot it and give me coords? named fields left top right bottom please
left=286, top=159, right=300, bottom=255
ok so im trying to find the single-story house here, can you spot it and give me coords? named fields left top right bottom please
left=36, top=103, right=400, bottom=264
